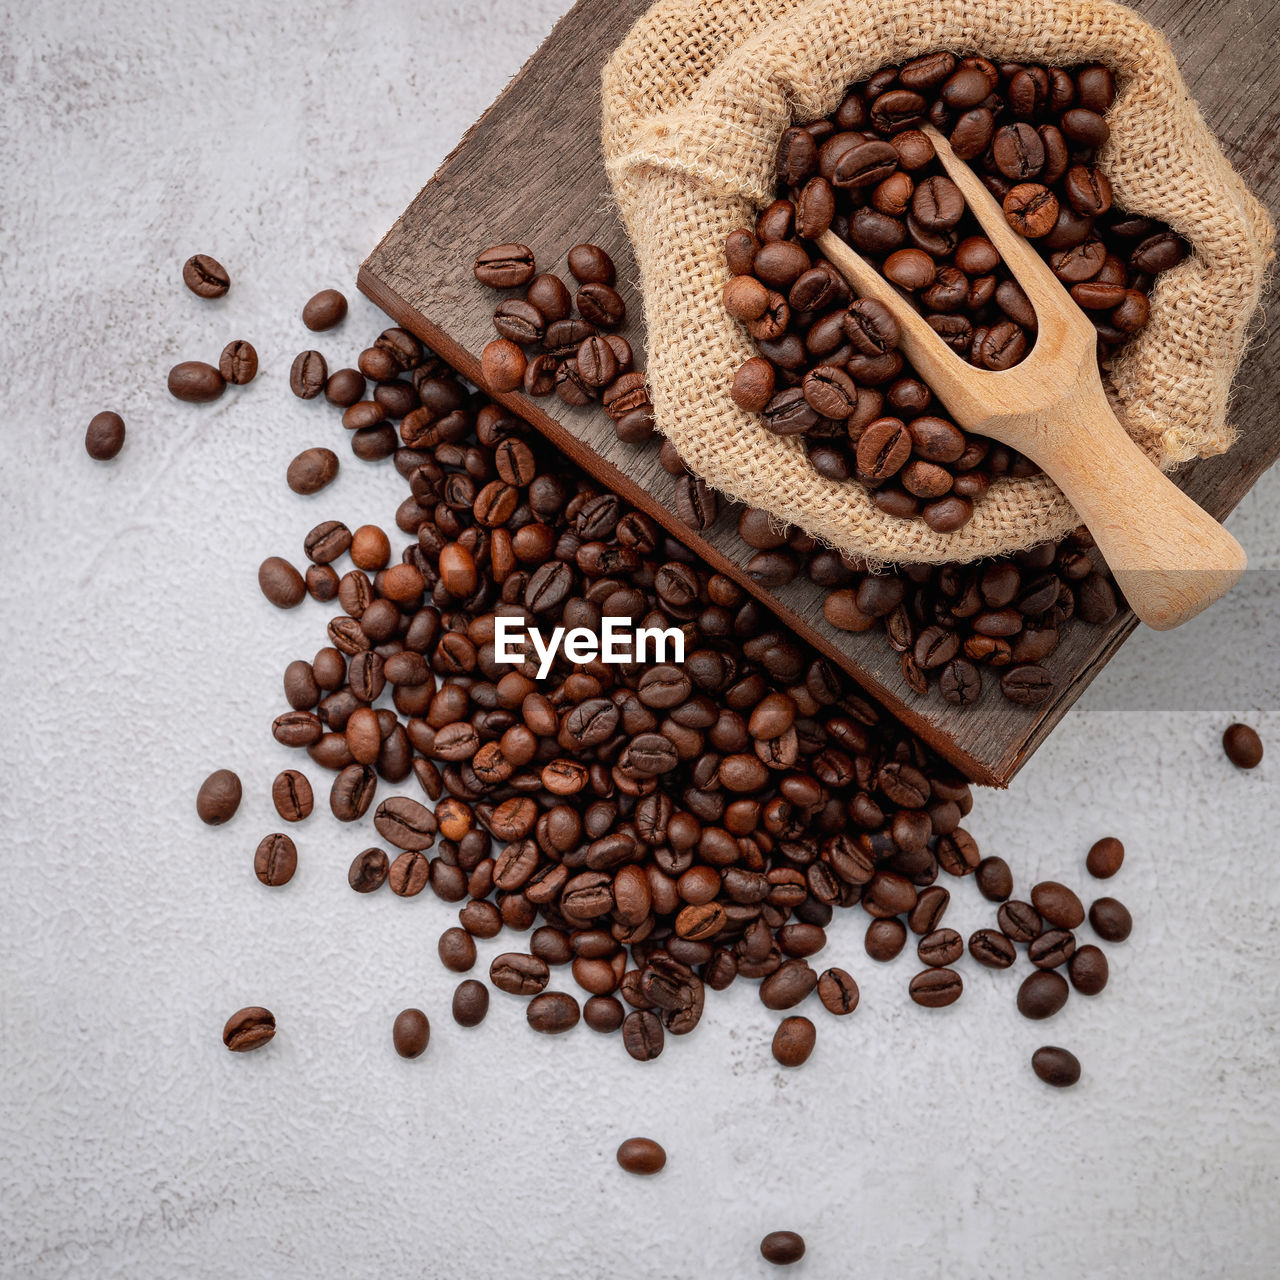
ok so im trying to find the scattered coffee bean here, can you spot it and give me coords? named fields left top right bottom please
left=975, top=855, right=1013, bottom=902
left=1031, top=1045, right=1081, bottom=1087
left=219, top=340, right=258, bottom=385
left=584, top=995, right=625, bottom=1033
left=286, top=447, right=339, bottom=495
left=258, top=556, right=306, bottom=609
left=490, top=952, right=551, bottom=996
left=1068, top=944, right=1109, bottom=995
left=392, top=1007, right=430, bottom=1058
left=527, top=992, right=580, bottom=1035
left=616, top=1137, right=666, bottom=1175
left=865, top=917, right=908, bottom=961
left=348, top=847, right=389, bottom=893
left=222, top=1006, right=274, bottom=1052
left=474, top=243, right=536, bottom=289
left=909, top=967, right=962, bottom=1007
left=438, top=927, right=477, bottom=973
left=1086, top=836, right=1124, bottom=879
left=197, top=769, right=242, bottom=826
left=772, top=1015, right=817, bottom=1066
left=1223, top=723, right=1263, bottom=769
left=168, top=360, right=226, bottom=403
left=254, top=833, right=297, bottom=887
left=303, top=289, right=348, bottom=331
left=817, top=968, right=859, bottom=1015
left=1017, top=969, right=1069, bottom=1020
left=452, top=979, right=490, bottom=1026
left=183, top=253, right=229, bottom=299
left=760, top=1231, right=806, bottom=1266
left=1088, top=896, right=1132, bottom=942
left=85, top=411, right=126, bottom=460
left=968, top=928, right=1016, bottom=969
left=1031, top=881, right=1084, bottom=929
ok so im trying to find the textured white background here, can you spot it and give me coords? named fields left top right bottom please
left=2, top=1, right=1279, bottom=1276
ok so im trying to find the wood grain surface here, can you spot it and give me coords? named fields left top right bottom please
left=360, top=0, right=1279, bottom=786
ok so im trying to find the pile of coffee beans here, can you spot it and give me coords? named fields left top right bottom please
left=724, top=54, right=1187, bottom=530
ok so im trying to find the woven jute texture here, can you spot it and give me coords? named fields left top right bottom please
left=601, top=0, right=1274, bottom=565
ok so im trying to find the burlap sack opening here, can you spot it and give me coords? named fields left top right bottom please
left=602, top=0, right=1274, bottom=565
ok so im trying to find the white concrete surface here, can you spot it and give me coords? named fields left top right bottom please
left=2, top=2, right=1279, bottom=1277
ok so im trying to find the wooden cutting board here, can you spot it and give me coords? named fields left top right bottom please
left=360, top=0, right=1280, bottom=786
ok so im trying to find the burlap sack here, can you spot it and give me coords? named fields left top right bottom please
left=601, top=0, right=1273, bottom=564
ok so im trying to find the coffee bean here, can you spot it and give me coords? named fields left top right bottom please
left=348, top=847, right=389, bottom=893
left=258, top=557, right=306, bottom=609
left=222, top=1006, right=274, bottom=1052
left=481, top=339, right=527, bottom=392
left=303, top=289, right=348, bottom=331
left=576, top=283, right=625, bottom=329
left=393, top=1008, right=430, bottom=1058
left=1003, top=183, right=1059, bottom=238
left=270, top=770, right=313, bottom=824
left=254, top=833, right=297, bottom=887
left=760, top=1231, right=806, bottom=1266
left=997, top=899, right=1043, bottom=943
left=287, top=447, right=339, bottom=495
left=388, top=850, right=429, bottom=897
left=1089, top=896, right=1132, bottom=942
left=616, top=1137, right=666, bottom=1174
left=865, top=917, right=907, bottom=961
left=490, top=952, right=551, bottom=996
left=909, top=967, right=962, bottom=1007
left=183, top=254, right=229, bottom=298
left=1017, top=969, right=1069, bottom=1019
left=1068, top=944, right=1109, bottom=995
left=452, top=979, right=490, bottom=1026
left=968, top=928, right=1016, bottom=969
left=1086, top=836, right=1124, bottom=879
left=622, top=1009, right=664, bottom=1060
left=817, top=967, right=859, bottom=1014
left=772, top=1015, right=816, bottom=1066
left=219, top=340, right=258, bottom=385
left=1028, top=928, right=1076, bottom=969
left=674, top=474, right=717, bottom=530
left=85, top=411, right=126, bottom=460
left=290, top=350, right=328, bottom=400
left=168, top=361, right=225, bottom=403
left=196, top=769, right=242, bottom=826
left=1223, top=723, right=1263, bottom=769
left=975, top=855, right=1013, bottom=902
left=567, top=244, right=616, bottom=285
left=330, top=764, right=377, bottom=821
left=374, top=796, right=437, bottom=851
left=526, top=991, right=580, bottom=1034
left=1031, top=1045, right=1080, bottom=1087
left=917, top=928, right=963, bottom=966
left=1031, top=881, right=1084, bottom=929
left=474, top=243, right=536, bottom=288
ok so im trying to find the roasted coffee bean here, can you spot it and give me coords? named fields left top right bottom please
left=1031, top=1045, right=1080, bottom=1087
left=526, top=991, right=580, bottom=1034
left=222, top=1006, right=274, bottom=1052
left=1017, top=969, right=1069, bottom=1019
left=168, top=361, right=225, bottom=403
left=490, top=952, right=551, bottom=995
left=197, top=769, right=242, bottom=825
left=452, top=980, right=490, bottom=1026
left=622, top=1009, right=665, bottom=1060
left=183, top=253, right=229, bottom=298
left=968, top=928, right=1016, bottom=969
left=616, top=1137, right=666, bottom=1175
left=474, top=243, right=536, bottom=288
left=675, top=474, right=718, bottom=530
left=259, top=556, right=306, bottom=609
left=1069, top=944, right=1109, bottom=995
left=303, top=289, right=348, bottom=331
left=584, top=995, right=625, bottom=1033
left=975, top=855, right=1013, bottom=902
left=1028, top=928, right=1076, bottom=969
left=908, top=967, right=962, bottom=1007
left=865, top=917, right=907, bottom=961
left=330, top=764, right=377, bottom=821
left=348, top=847, right=389, bottom=893
left=998, top=900, right=1043, bottom=943
left=253, top=833, right=297, bottom=887
left=917, top=928, right=963, bottom=966
left=1089, top=896, right=1132, bottom=942
left=219, top=340, right=258, bottom=385
left=772, top=1015, right=816, bottom=1066
left=568, top=243, right=616, bottom=285
left=1031, top=881, right=1084, bottom=929
left=392, top=1008, right=430, bottom=1058
left=272, top=770, right=313, bottom=822
left=816, top=967, right=859, bottom=1015
left=388, top=850, right=430, bottom=897
left=287, top=447, right=339, bottom=495
left=1000, top=665, right=1054, bottom=705
left=1223, top=723, right=1263, bottom=769
left=373, top=796, right=437, bottom=851
left=760, top=1231, right=806, bottom=1266
left=290, top=350, right=328, bottom=400
left=1085, top=836, right=1124, bottom=879
left=85, top=410, right=126, bottom=461
left=907, top=886, right=949, bottom=934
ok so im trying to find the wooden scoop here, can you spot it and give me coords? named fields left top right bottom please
left=818, top=125, right=1245, bottom=630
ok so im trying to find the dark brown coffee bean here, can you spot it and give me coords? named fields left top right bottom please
left=393, top=1008, right=430, bottom=1058
left=856, top=417, right=911, bottom=480
left=576, top=282, right=625, bottom=329
left=474, top=243, right=536, bottom=288
left=219, top=340, right=258, bottom=385
left=616, top=1137, right=666, bottom=1175
left=584, top=995, right=625, bottom=1033
left=772, top=1015, right=816, bottom=1066
left=1017, top=969, right=1069, bottom=1019
left=183, top=253, right=229, bottom=298
left=1223, top=723, right=1263, bottom=769
left=907, top=886, right=949, bottom=934
left=289, top=350, right=328, bottom=400
left=374, top=797, right=437, bottom=851
left=1003, top=183, right=1059, bottom=238
left=197, top=769, right=242, bottom=825
left=388, top=850, right=430, bottom=897
left=675, top=475, right=718, bottom=530
left=254, top=833, right=297, bottom=887
left=816, top=967, right=859, bottom=1015
left=917, top=928, right=963, bottom=966
left=865, top=917, right=907, bottom=961
left=567, top=243, right=616, bottom=285
left=490, top=952, right=551, bottom=996
left=287, top=447, right=339, bottom=495
left=909, top=967, right=962, bottom=1007
left=271, top=770, right=313, bottom=822
left=1069, top=944, right=1109, bottom=995
left=968, top=928, right=1016, bottom=969
left=622, top=1009, right=665, bottom=1060
left=1089, top=896, right=1132, bottom=942
left=168, top=361, right=225, bottom=403
left=452, top=980, right=490, bottom=1027
left=1029, top=928, right=1076, bottom=969
left=1085, top=836, right=1124, bottom=878
left=975, top=855, right=1013, bottom=902
left=1000, top=664, right=1054, bottom=705
left=1031, top=881, right=1085, bottom=929
left=302, top=288, right=348, bottom=331
left=1032, top=1045, right=1080, bottom=1087
left=85, top=410, right=126, bottom=461
left=760, top=1231, right=806, bottom=1266
left=348, top=847, right=389, bottom=893
left=258, top=556, right=306, bottom=609
left=998, top=900, right=1043, bottom=943
left=527, top=991, right=580, bottom=1035
left=330, top=764, right=377, bottom=821
left=222, top=1006, right=274, bottom=1052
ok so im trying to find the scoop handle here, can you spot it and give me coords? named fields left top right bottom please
left=1028, top=379, right=1245, bottom=630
